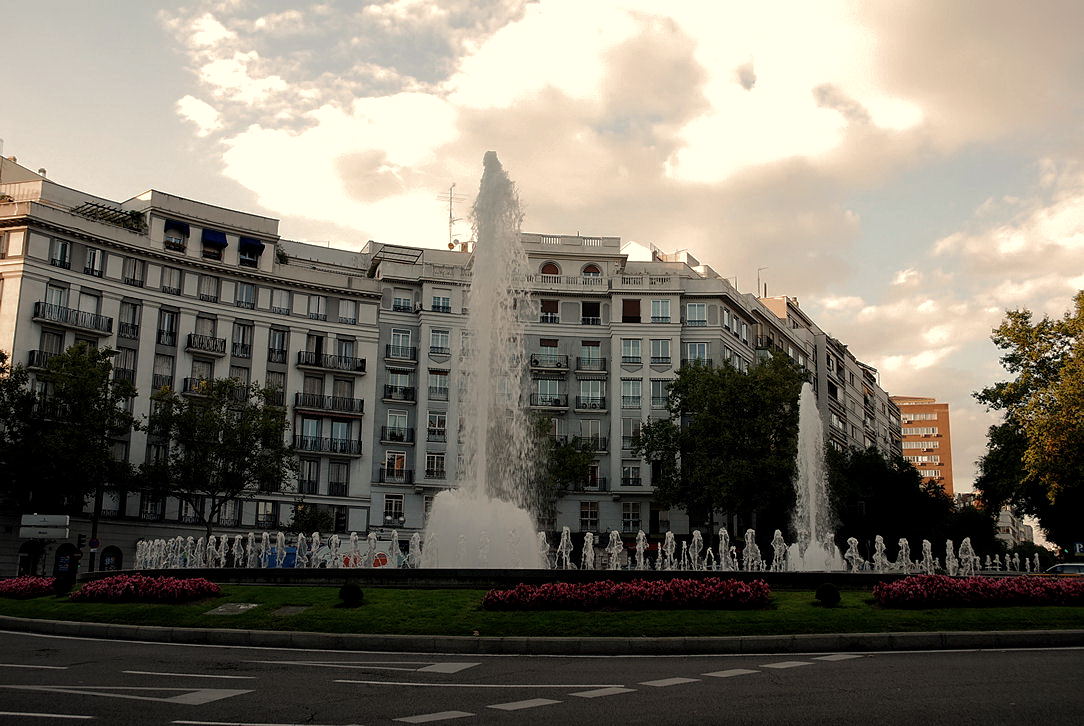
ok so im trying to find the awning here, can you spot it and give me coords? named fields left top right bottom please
left=239, top=236, right=265, bottom=254
left=201, top=228, right=228, bottom=247
left=164, top=219, right=190, bottom=235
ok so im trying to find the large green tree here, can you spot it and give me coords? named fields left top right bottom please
left=528, top=414, right=596, bottom=529
left=974, top=291, right=1084, bottom=547
left=0, top=351, right=40, bottom=509
left=142, top=378, right=296, bottom=537
left=635, top=353, right=805, bottom=539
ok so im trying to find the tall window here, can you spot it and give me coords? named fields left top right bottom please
left=622, top=502, right=642, bottom=531
left=328, top=462, right=348, bottom=495
left=122, top=257, right=145, bottom=287
left=191, top=358, right=213, bottom=381
left=84, top=247, right=104, bottom=276
left=271, top=289, right=291, bottom=314
left=268, top=329, right=288, bottom=358
left=650, top=339, right=670, bottom=364
left=621, top=379, right=642, bottom=408
left=235, top=282, right=256, bottom=309
left=540, top=299, right=559, bottom=323
left=621, top=298, right=641, bottom=323
left=299, top=459, right=319, bottom=494
left=428, top=369, right=449, bottom=400
left=621, top=339, right=641, bottom=364
left=228, top=365, right=250, bottom=384
left=383, top=494, right=405, bottom=526
left=40, top=330, right=64, bottom=355
left=198, top=274, right=219, bottom=302
left=45, top=284, right=67, bottom=307
left=651, top=299, right=670, bottom=323
left=430, top=328, right=450, bottom=354
left=427, top=412, right=447, bottom=442
left=157, top=309, right=178, bottom=345
left=580, top=501, right=599, bottom=531
left=425, top=453, right=446, bottom=479
left=536, top=378, right=560, bottom=404
left=621, top=417, right=641, bottom=449
left=308, top=295, right=327, bottom=320
left=161, top=267, right=182, bottom=294
left=232, top=322, right=253, bottom=358
left=651, top=379, right=669, bottom=408
left=683, top=342, right=708, bottom=363
left=118, top=301, right=140, bottom=339
left=153, top=354, right=174, bottom=388
left=49, top=238, right=71, bottom=268
left=390, top=328, right=412, bottom=357
left=335, top=338, right=355, bottom=359
left=338, top=299, right=357, bottom=324
left=581, top=301, right=601, bottom=324
left=392, top=289, right=412, bottom=312
left=685, top=302, right=706, bottom=325
left=432, top=291, right=452, bottom=313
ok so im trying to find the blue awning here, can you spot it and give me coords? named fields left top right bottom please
left=164, top=219, right=190, bottom=235
left=238, top=236, right=265, bottom=254
left=201, top=228, right=228, bottom=247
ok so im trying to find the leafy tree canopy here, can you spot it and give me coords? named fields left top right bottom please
left=529, top=413, right=596, bottom=526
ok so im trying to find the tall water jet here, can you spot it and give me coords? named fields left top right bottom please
left=421, top=152, right=542, bottom=568
left=787, top=383, right=844, bottom=570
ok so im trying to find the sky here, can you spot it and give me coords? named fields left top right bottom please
left=4, top=0, right=1084, bottom=498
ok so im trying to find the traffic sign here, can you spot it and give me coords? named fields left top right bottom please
left=20, top=514, right=69, bottom=527
left=1074, top=542, right=1084, bottom=556
left=88, top=537, right=101, bottom=549
left=19, top=526, right=69, bottom=539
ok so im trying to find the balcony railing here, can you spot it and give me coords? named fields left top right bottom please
left=156, top=330, right=177, bottom=346
left=565, top=477, right=609, bottom=492
left=267, top=348, right=287, bottom=364
left=621, top=476, right=642, bottom=486
left=385, top=344, right=418, bottom=361
left=113, top=368, right=135, bottom=383
left=428, top=386, right=449, bottom=401
left=308, top=312, right=327, bottom=321
left=621, top=435, right=638, bottom=450
left=162, top=285, right=181, bottom=296
left=539, top=313, right=560, bottom=323
left=84, top=265, right=103, bottom=277
left=576, top=356, right=606, bottom=371
left=530, top=353, right=569, bottom=369
left=429, top=346, right=451, bottom=356
left=621, top=396, right=641, bottom=408
left=378, top=468, right=414, bottom=484
left=430, top=304, right=452, bottom=314
left=621, top=355, right=642, bottom=364
left=383, top=385, right=416, bottom=402
left=684, top=319, right=708, bottom=327
left=529, top=393, right=568, bottom=408
left=651, top=316, right=671, bottom=324
left=118, top=322, right=140, bottom=340
left=338, top=316, right=357, bottom=325
left=152, top=373, right=173, bottom=390
left=50, top=257, right=71, bottom=269
left=575, top=396, right=606, bottom=410
left=651, top=396, right=668, bottom=408
left=296, top=351, right=366, bottom=373
left=425, top=468, right=446, bottom=480
left=573, top=435, right=607, bottom=451
left=580, top=316, right=602, bottom=325
left=328, top=481, right=348, bottom=497
left=293, top=392, right=365, bottom=415
left=298, top=479, right=318, bottom=495
left=182, top=378, right=211, bottom=395
left=255, top=514, right=278, bottom=529
left=427, top=428, right=447, bottom=443
left=650, top=356, right=671, bottom=365
left=123, top=277, right=145, bottom=288
left=293, top=436, right=363, bottom=456
left=681, top=358, right=713, bottom=368
left=186, top=333, right=226, bottom=355
left=33, top=302, right=113, bottom=334
left=27, top=350, right=57, bottom=369
left=380, top=426, right=415, bottom=443
left=198, top=293, right=219, bottom=303
left=271, top=306, right=290, bottom=316
left=391, top=302, right=414, bottom=313
left=232, top=343, right=252, bottom=358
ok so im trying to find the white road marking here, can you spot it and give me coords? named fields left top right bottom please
left=0, top=712, right=93, bottom=720
left=0, top=685, right=252, bottom=705
left=570, top=687, right=636, bottom=698
left=416, top=663, right=480, bottom=674
left=336, top=679, right=623, bottom=689
left=248, top=660, right=478, bottom=674
left=761, top=661, right=812, bottom=669
left=814, top=654, right=863, bottom=661
left=173, top=722, right=364, bottom=726
left=703, top=668, right=759, bottom=678
left=394, top=712, right=474, bottom=723
left=0, top=664, right=68, bottom=670
left=639, top=677, right=700, bottom=687
left=488, top=698, right=561, bottom=711
left=124, top=671, right=256, bottom=680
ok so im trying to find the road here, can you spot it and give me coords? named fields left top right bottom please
left=0, top=630, right=1080, bottom=725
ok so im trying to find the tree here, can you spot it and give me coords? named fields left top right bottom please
left=974, top=291, right=1084, bottom=547
left=285, top=499, right=335, bottom=534
left=0, top=351, right=39, bottom=508
left=635, top=353, right=805, bottom=539
left=528, top=414, right=595, bottom=529
left=142, top=378, right=296, bottom=538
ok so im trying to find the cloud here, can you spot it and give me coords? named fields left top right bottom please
left=175, top=95, right=222, bottom=137
left=735, top=61, right=756, bottom=90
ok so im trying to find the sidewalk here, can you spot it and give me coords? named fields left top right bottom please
left=2, top=614, right=1082, bottom=654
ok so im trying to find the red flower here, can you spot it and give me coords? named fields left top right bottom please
left=481, top=578, right=771, bottom=611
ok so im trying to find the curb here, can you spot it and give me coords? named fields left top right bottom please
left=2, top=615, right=1083, bottom=654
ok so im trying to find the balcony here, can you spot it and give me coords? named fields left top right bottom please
left=118, top=322, right=140, bottom=340
left=429, top=346, right=451, bottom=356
left=186, top=333, right=227, bottom=356
left=529, top=393, right=568, bottom=409
left=621, top=396, right=641, bottom=409
left=298, top=479, right=318, bottom=495
left=651, top=396, right=668, bottom=408
left=621, top=476, right=642, bottom=487
left=428, top=386, right=449, bottom=401
left=683, top=319, right=708, bottom=327
left=378, top=468, right=414, bottom=484
left=267, top=348, right=287, bottom=364
left=383, top=385, right=416, bottom=403
left=680, top=358, right=713, bottom=368
left=83, top=265, right=103, bottom=277
left=265, top=390, right=285, bottom=406
left=328, top=481, right=348, bottom=497
left=33, top=301, right=113, bottom=335
left=575, top=396, right=607, bottom=411
left=580, top=316, right=602, bottom=325
left=539, top=313, right=560, bottom=324
left=425, top=468, right=446, bottom=480
left=164, top=237, right=186, bottom=252
left=564, top=477, right=609, bottom=492
left=385, top=344, right=418, bottom=361
left=621, top=435, right=638, bottom=450
left=527, top=274, right=607, bottom=291
left=380, top=426, right=415, bottom=444
left=156, top=330, right=177, bottom=346
left=650, top=316, right=672, bottom=324
left=293, top=436, right=364, bottom=456
left=530, top=353, right=569, bottom=370
left=427, top=427, right=447, bottom=443
left=573, top=435, right=608, bottom=451
left=113, top=368, right=135, bottom=384
left=27, top=350, right=57, bottom=370
left=576, top=356, right=606, bottom=371
left=50, top=256, right=71, bottom=269
left=430, top=304, right=453, bottom=314
left=232, top=343, right=252, bottom=358
left=294, top=392, right=365, bottom=416
left=650, top=356, right=671, bottom=365
left=391, top=302, right=414, bottom=313
left=182, top=378, right=211, bottom=395
left=152, top=374, right=173, bottom=390
left=123, top=277, right=145, bottom=288
left=621, top=355, right=642, bottom=365
left=296, top=351, right=366, bottom=374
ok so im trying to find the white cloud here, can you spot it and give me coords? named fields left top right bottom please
left=175, top=95, right=223, bottom=137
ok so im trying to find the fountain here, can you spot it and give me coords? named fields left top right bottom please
left=421, top=152, right=542, bottom=568
left=788, top=383, right=844, bottom=570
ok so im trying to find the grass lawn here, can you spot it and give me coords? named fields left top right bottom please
left=1, top=586, right=1082, bottom=638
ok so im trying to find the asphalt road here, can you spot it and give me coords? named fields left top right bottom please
left=0, top=630, right=1080, bottom=725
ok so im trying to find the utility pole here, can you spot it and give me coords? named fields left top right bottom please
left=757, top=266, right=769, bottom=298
left=437, top=184, right=467, bottom=249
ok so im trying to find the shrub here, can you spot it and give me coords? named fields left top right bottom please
left=338, top=582, right=364, bottom=607
left=70, top=574, right=220, bottom=604
left=0, top=576, right=56, bottom=599
left=874, top=575, right=1084, bottom=608
left=482, top=578, right=771, bottom=611
left=815, top=582, right=841, bottom=607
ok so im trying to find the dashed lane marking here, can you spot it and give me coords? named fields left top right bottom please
left=124, top=671, right=256, bottom=680
left=703, top=669, right=759, bottom=678
left=336, top=680, right=623, bottom=689
left=394, top=712, right=474, bottom=723
left=0, top=712, right=93, bottom=720
left=0, top=685, right=252, bottom=705
left=488, top=699, right=562, bottom=711
left=248, top=661, right=479, bottom=674
left=173, top=722, right=363, bottom=725
left=814, top=654, right=864, bottom=661
left=639, top=677, right=701, bottom=687
left=760, top=661, right=813, bottom=669
left=0, top=664, right=69, bottom=670
left=570, top=687, right=636, bottom=698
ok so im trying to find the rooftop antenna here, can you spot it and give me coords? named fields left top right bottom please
left=757, top=266, right=769, bottom=297
left=437, top=183, right=467, bottom=249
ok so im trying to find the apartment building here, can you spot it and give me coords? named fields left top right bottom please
left=0, top=159, right=901, bottom=573
left=890, top=395, right=954, bottom=495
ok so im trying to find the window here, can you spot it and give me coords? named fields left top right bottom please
left=651, top=379, right=669, bottom=408
left=723, top=308, right=731, bottom=331
left=535, top=378, right=561, bottom=405
left=50, top=238, right=71, bottom=268
left=392, top=290, right=413, bottom=312
left=338, top=299, right=357, bottom=324
left=328, top=462, right=348, bottom=496
left=427, top=411, right=447, bottom=442
left=0, top=231, right=9, bottom=258
left=741, top=321, right=748, bottom=344
left=621, top=418, right=641, bottom=449
left=582, top=264, right=602, bottom=277
left=685, top=302, right=706, bottom=325
left=271, top=289, right=291, bottom=315
left=428, top=369, right=449, bottom=400
left=918, top=469, right=942, bottom=478
left=308, top=295, right=327, bottom=321
left=622, top=502, right=642, bottom=531
left=303, top=375, right=323, bottom=396
left=161, top=267, right=182, bottom=295
left=383, top=494, right=405, bottom=526
left=902, top=441, right=940, bottom=449
left=164, top=221, right=188, bottom=251
left=581, top=301, right=601, bottom=325
left=118, top=301, right=140, bottom=339
left=45, top=284, right=67, bottom=307
left=330, top=419, right=351, bottom=443
left=235, top=282, right=256, bottom=309
left=579, top=419, right=602, bottom=446
left=84, top=247, right=104, bottom=276
left=431, top=291, right=451, bottom=313
left=122, top=257, right=145, bottom=287
left=229, top=365, right=250, bottom=385
left=198, top=274, right=219, bottom=302
left=390, top=328, right=412, bottom=358
left=298, top=459, right=319, bottom=494
left=621, top=379, right=642, bottom=408
left=540, top=299, right=560, bottom=323
left=152, top=354, right=174, bottom=389
left=580, top=501, right=599, bottom=531
left=650, top=339, right=671, bottom=364
left=622, top=298, right=641, bottom=323
left=232, top=322, right=253, bottom=358
left=425, top=453, right=446, bottom=479
left=266, top=370, right=285, bottom=394
left=424, top=495, right=435, bottom=523
left=333, top=378, right=353, bottom=399
left=336, top=338, right=355, bottom=359
left=268, top=329, right=288, bottom=362
left=540, top=261, right=560, bottom=275
left=651, top=299, right=671, bottom=323
left=902, top=426, right=940, bottom=436
left=238, top=238, right=263, bottom=267
left=430, top=329, right=450, bottom=354
left=578, top=379, right=603, bottom=409
left=157, top=309, right=178, bottom=345
left=194, top=316, right=216, bottom=337
left=256, top=501, right=278, bottom=528
left=683, top=342, right=708, bottom=363
left=621, top=339, right=641, bottom=364
left=40, top=330, right=63, bottom=356
left=191, top=358, right=213, bottom=381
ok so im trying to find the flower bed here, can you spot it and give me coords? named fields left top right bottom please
left=0, top=576, right=56, bottom=599
left=874, top=575, right=1084, bottom=608
left=482, top=578, right=771, bottom=611
left=70, top=574, right=221, bottom=604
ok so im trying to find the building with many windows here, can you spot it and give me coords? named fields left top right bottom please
left=0, top=160, right=901, bottom=573
left=890, top=395, right=954, bottom=495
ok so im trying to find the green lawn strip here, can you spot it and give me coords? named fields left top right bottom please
left=0, top=587, right=1081, bottom=637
